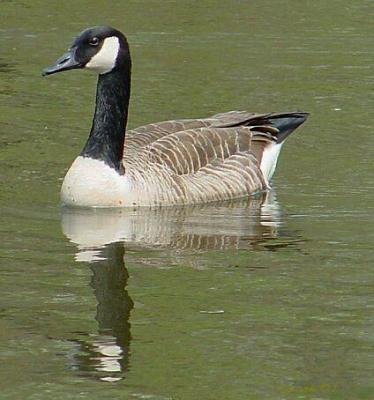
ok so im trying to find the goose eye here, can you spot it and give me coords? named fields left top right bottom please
left=89, top=37, right=99, bottom=46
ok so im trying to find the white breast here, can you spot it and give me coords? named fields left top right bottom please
left=61, top=156, right=133, bottom=207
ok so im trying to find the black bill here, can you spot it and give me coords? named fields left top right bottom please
left=42, top=48, right=82, bottom=76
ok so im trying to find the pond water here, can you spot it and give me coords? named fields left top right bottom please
left=1, top=1, right=373, bottom=399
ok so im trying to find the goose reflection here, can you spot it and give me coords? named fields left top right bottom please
left=62, top=191, right=285, bottom=257
left=62, top=191, right=288, bottom=381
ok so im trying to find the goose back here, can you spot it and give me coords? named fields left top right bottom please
left=122, top=111, right=306, bottom=206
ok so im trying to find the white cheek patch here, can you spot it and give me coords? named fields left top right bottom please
left=85, top=36, right=120, bottom=74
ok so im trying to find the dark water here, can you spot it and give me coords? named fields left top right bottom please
left=1, top=1, right=373, bottom=399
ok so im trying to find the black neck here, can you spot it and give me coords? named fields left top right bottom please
left=80, top=65, right=131, bottom=172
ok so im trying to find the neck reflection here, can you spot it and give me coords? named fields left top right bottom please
left=69, top=242, right=133, bottom=382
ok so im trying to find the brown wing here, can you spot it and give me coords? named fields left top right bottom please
left=126, top=119, right=211, bottom=148
left=123, top=111, right=308, bottom=204
left=125, top=111, right=266, bottom=150
left=139, top=126, right=273, bottom=203
left=146, top=125, right=275, bottom=175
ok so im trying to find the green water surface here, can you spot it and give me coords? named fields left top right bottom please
left=1, top=1, right=373, bottom=399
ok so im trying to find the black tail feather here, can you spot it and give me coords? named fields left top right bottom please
left=265, top=112, right=309, bottom=143
left=247, top=112, right=309, bottom=143
left=211, top=110, right=309, bottom=143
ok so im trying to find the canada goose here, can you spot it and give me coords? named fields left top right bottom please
left=43, top=26, right=308, bottom=207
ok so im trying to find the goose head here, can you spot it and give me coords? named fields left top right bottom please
left=42, top=26, right=130, bottom=76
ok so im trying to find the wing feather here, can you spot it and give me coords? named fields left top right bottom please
left=122, top=111, right=308, bottom=205
left=146, top=126, right=275, bottom=176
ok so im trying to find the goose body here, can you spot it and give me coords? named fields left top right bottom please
left=43, top=26, right=308, bottom=208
